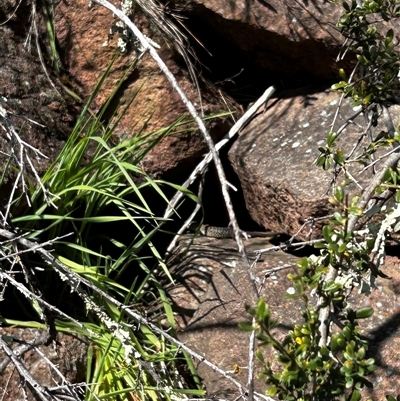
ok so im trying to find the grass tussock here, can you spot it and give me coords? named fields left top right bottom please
left=2, top=54, right=204, bottom=400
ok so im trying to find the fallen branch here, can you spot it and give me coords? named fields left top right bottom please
left=0, top=227, right=275, bottom=401
left=88, top=3, right=268, bottom=399
left=165, top=86, right=276, bottom=255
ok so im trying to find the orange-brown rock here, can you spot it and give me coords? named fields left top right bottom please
left=53, top=0, right=238, bottom=178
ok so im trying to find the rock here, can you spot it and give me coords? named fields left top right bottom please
left=165, top=0, right=346, bottom=91
left=169, top=234, right=400, bottom=400
left=165, top=234, right=271, bottom=330
left=0, top=328, right=87, bottom=401
left=53, top=0, right=239, bottom=179
left=1, top=0, right=240, bottom=184
left=168, top=234, right=299, bottom=396
left=228, top=88, right=400, bottom=239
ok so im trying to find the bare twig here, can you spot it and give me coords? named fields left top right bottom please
left=255, top=238, right=325, bottom=254
left=165, top=86, right=275, bottom=220
left=165, top=87, right=275, bottom=254
left=0, top=227, right=276, bottom=401
left=317, top=107, right=400, bottom=347
left=0, top=269, right=84, bottom=328
left=165, top=175, right=204, bottom=255
left=0, top=334, right=82, bottom=401
left=29, top=1, right=62, bottom=97
left=0, top=332, right=49, bottom=374
left=359, top=139, right=400, bottom=173
left=0, top=0, right=23, bottom=25
left=88, top=4, right=272, bottom=399
left=0, top=104, right=58, bottom=226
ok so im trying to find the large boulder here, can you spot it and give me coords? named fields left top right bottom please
left=53, top=0, right=239, bottom=179
left=228, top=88, right=400, bottom=239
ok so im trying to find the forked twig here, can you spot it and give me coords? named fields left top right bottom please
left=0, top=227, right=275, bottom=401
left=88, top=3, right=270, bottom=399
left=317, top=103, right=400, bottom=347
left=165, top=86, right=275, bottom=254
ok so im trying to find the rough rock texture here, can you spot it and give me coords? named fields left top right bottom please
left=53, top=0, right=238, bottom=178
left=2, top=0, right=400, bottom=399
left=0, top=13, right=77, bottom=209
left=0, top=328, right=87, bottom=401
left=165, top=234, right=290, bottom=329
left=169, top=235, right=400, bottom=400
left=171, top=235, right=298, bottom=397
left=228, top=89, right=400, bottom=239
left=165, top=0, right=346, bottom=96
left=355, top=255, right=400, bottom=400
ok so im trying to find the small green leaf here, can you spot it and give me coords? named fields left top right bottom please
left=382, top=168, right=393, bottom=184
left=331, top=334, right=340, bottom=352
left=331, top=81, right=348, bottom=90
left=356, top=347, right=366, bottom=359
left=356, top=54, right=368, bottom=64
left=334, top=149, right=345, bottom=164
left=391, top=169, right=398, bottom=184
left=327, top=131, right=337, bottom=146
left=351, top=99, right=363, bottom=107
left=343, top=325, right=352, bottom=341
left=256, top=349, right=264, bottom=363
left=306, top=359, right=317, bottom=369
left=324, top=282, right=341, bottom=293
left=355, top=307, right=374, bottom=319
left=339, top=13, right=350, bottom=26
left=334, top=211, right=343, bottom=222
left=350, top=389, right=362, bottom=401
left=316, top=155, right=326, bottom=167
left=363, top=93, right=373, bottom=105
left=323, top=225, right=332, bottom=242
left=256, top=298, right=268, bottom=322
left=266, top=386, right=278, bottom=396
left=385, top=29, right=394, bottom=48
left=238, top=322, right=254, bottom=332
left=324, top=158, right=332, bottom=170
left=334, top=186, right=344, bottom=203
left=347, top=206, right=363, bottom=216
left=328, top=196, right=340, bottom=206
left=337, top=336, right=347, bottom=350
